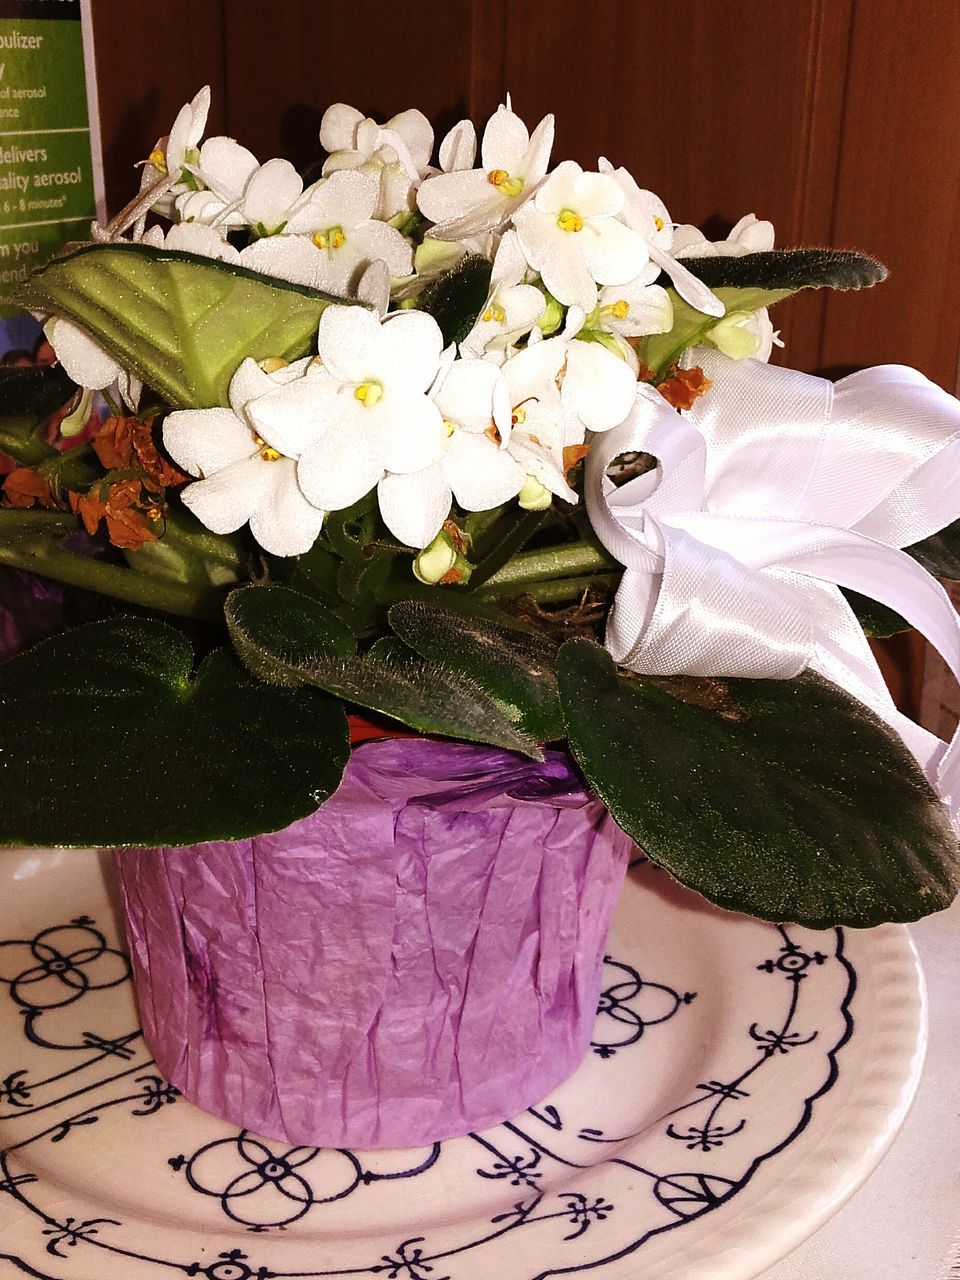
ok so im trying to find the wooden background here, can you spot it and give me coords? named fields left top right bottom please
left=88, top=0, right=960, bottom=716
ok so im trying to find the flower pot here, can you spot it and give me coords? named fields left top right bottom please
left=115, top=739, right=633, bottom=1149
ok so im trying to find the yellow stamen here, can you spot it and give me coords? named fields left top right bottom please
left=253, top=434, right=282, bottom=462
left=557, top=208, right=584, bottom=233
left=443, top=419, right=456, bottom=438
left=148, top=148, right=167, bottom=174
left=482, top=302, right=507, bottom=324
left=611, top=299, right=630, bottom=319
left=354, top=381, right=383, bottom=407
left=511, top=405, right=527, bottom=426
left=145, top=505, right=163, bottom=521
left=260, top=357, right=289, bottom=374
left=313, top=226, right=346, bottom=251
left=487, top=169, right=524, bottom=198
left=653, top=214, right=665, bottom=232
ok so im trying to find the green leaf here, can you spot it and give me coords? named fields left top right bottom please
left=0, top=617, right=349, bottom=846
left=637, top=286, right=794, bottom=374
left=226, top=585, right=540, bottom=757
left=225, top=583, right=356, bottom=686
left=679, top=248, right=887, bottom=293
left=388, top=599, right=563, bottom=742
left=0, top=363, right=77, bottom=467
left=416, top=254, right=492, bottom=346
left=843, top=589, right=911, bottom=638
left=557, top=638, right=959, bottom=927
left=16, top=242, right=351, bottom=410
left=906, top=519, right=960, bottom=580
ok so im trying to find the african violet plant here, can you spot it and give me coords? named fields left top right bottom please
left=1, top=87, right=959, bottom=929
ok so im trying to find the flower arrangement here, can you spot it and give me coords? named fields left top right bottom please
left=1, top=86, right=959, bottom=931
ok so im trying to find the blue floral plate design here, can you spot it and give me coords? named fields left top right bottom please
left=0, top=847, right=925, bottom=1280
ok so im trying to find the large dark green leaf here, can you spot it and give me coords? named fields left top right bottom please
left=0, top=363, right=77, bottom=467
left=388, top=599, right=563, bottom=742
left=0, top=617, right=349, bottom=846
left=225, top=583, right=356, bottom=685
left=557, top=638, right=959, bottom=927
left=226, top=585, right=540, bottom=757
left=679, top=248, right=887, bottom=293
left=907, top=519, right=960, bottom=580
left=416, top=254, right=493, bottom=346
left=16, top=242, right=350, bottom=409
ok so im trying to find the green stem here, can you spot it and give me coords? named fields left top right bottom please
left=478, top=571, right=621, bottom=604
left=0, top=514, right=223, bottom=619
left=480, top=540, right=618, bottom=590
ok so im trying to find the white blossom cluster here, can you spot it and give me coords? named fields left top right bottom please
left=48, top=88, right=778, bottom=560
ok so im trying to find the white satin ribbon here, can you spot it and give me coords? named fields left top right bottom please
left=585, top=349, right=960, bottom=823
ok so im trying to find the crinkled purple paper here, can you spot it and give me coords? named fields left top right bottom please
left=0, top=567, right=67, bottom=659
left=116, top=739, right=632, bottom=1149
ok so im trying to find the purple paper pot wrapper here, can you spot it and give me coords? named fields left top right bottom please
left=115, top=739, right=633, bottom=1149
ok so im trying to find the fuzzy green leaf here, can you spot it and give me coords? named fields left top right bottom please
left=906, top=519, right=960, bottom=581
left=16, top=242, right=351, bottom=409
left=0, top=616, right=349, bottom=846
left=388, top=599, right=563, bottom=742
left=680, top=248, right=887, bottom=293
left=226, top=585, right=540, bottom=757
left=557, top=638, right=959, bottom=927
left=416, top=254, right=492, bottom=346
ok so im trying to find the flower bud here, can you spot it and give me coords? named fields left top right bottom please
left=413, top=532, right=458, bottom=584
left=518, top=475, right=552, bottom=511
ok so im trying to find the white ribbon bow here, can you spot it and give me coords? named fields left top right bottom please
left=585, top=349, right=960, bottom=824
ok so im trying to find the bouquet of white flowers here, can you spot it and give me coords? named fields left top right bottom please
left=1, top=87, right=959, bottom=931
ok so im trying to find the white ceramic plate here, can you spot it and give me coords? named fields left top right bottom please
left=0, top=847, right=924, bottom=1280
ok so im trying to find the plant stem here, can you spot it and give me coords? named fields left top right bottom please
left=479, top=540, right=618, bottom=590
left=0, top=516, right=224, bottom=619
left=478, top=571, right=621, bottom=604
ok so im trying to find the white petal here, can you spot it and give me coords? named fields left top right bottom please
left=523, top=114, right=555, bottom=185
left=533, top=160, right=582, bottom=213
left=181, top=456, right=271, bottom=533
left=563, top=342, right=637, bottom=432
left=249, top=461, right=325, bottom=556
left=197, top=136, right=259, bottom=202
left=239, top=235, right=320, bottom=287
left=648, top=242, right=725, bottom=317
left=357, top=259, right=391, bottom=315
left=582, top=217, right=649, bottom=285
left=378, top=310, right=444, bottom=391
left=377, top=392, right=447, bottom=474
left=434, top=357, right=501, bottom=434
left=481, top=104, right=529, bottom=174
left=572, top=172, right=623, bottom=221
left=605, top=282, right=673, bottom=336
left=242, top=159, right=304, bottom=231
left=417, top=169, right=496, bottom=227
left=247, top=373, right=341, bottom=458
left=377, top=466, right=450, bottom=548
left=320, top=103, right=365, bottom=153
left=297, top=417, right=385, bottom=511
left=163, top=408, right=254, bottom=477
left=728, top=213, right=775, bottom=251
left=347, top=220, right=414, bottom=277
left=386, top=108, right=434, bottom=173
left=44, top=318, right=120, bottom=390
left=315, top=305, right=385, bottom=383
left=439, top=119, right=477, bottom=172
left=445, top=432, right=524, bottom=510
left=163, top=222, right=240, bottom=261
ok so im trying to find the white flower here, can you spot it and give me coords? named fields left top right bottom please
left=598, top=159, right=725, bottom=318
left=282, top=169, right=413, bottom=295
left=592, top=264, right=673, bottom=341
left=499, top=332, right=637, bottom=504
left=320, top=104, right=433, bottom=219
left=513, top=161, right=649, bottom=313
left=141, top=86, right=210, bottom=207
left=179, top=139, right=314, bottom=235
left=378, top=355, right=522, bottom=547
left=162, top=358, right=326, bottom=557
left=461, top=231, right=545, bottom=357
left=418, top=101, right=554, bottom=239
left=245, top=306, right=446, bottom=520
left=674, top=212, right=776, bottom=258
